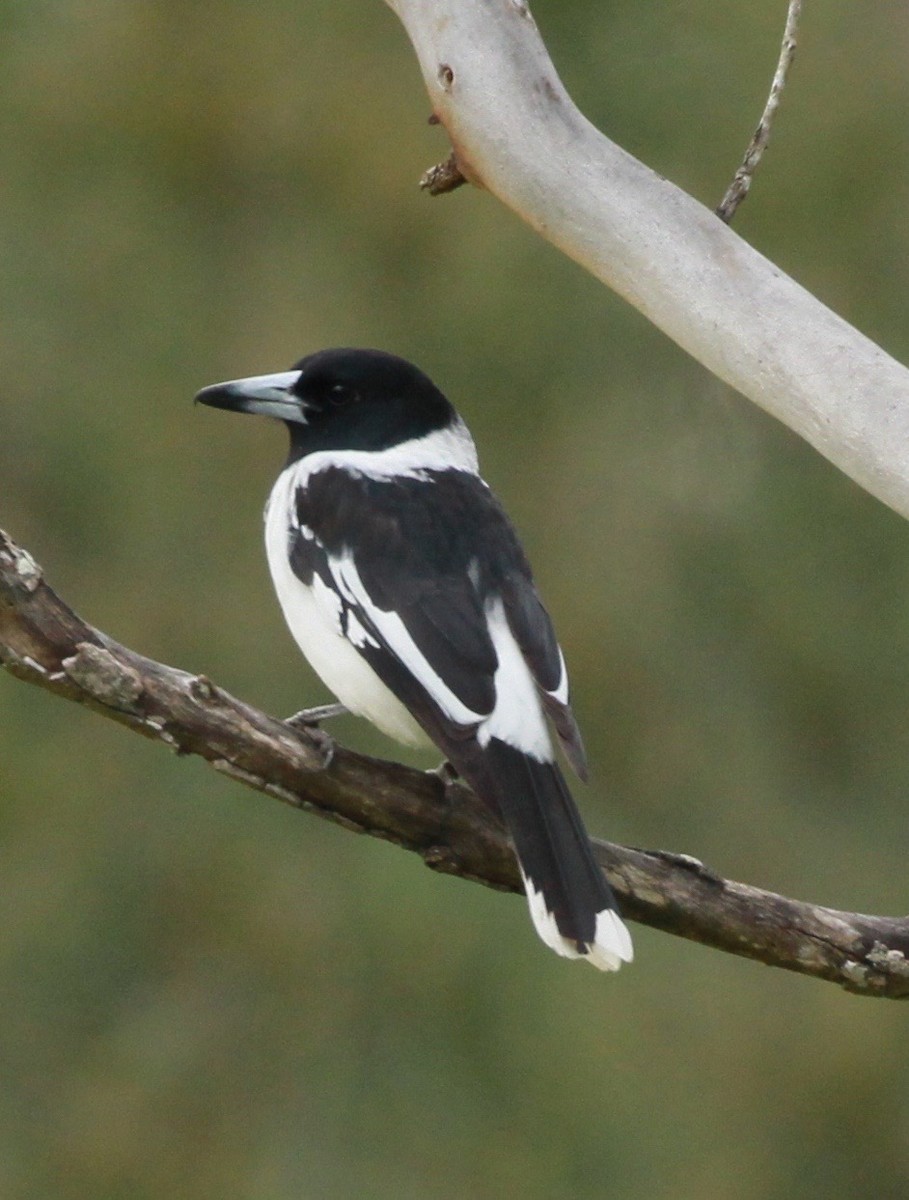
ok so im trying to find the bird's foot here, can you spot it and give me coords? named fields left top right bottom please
left=285, top=702, right=348, bottom=730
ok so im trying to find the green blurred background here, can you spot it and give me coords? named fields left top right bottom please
left=2, top=2, right=909, bottom=1196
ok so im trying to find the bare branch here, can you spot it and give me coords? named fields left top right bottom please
left=3, top=527, right=909, bottom=997
left=717, top=0, right=803, bottom=223
left=386, top=0, right=909, bottom=522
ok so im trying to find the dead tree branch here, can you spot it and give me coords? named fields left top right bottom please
left=3, top=528, right=908, bottom=998
left=717, top=0, right=803, bottom=223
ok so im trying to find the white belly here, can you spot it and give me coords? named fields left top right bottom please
left=264, top=467, right=430, bottom=749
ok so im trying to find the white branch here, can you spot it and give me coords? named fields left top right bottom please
left=385, top=0, right=909, bottom=519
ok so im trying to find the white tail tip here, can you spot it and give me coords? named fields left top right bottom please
left=521, top=870, right=634, bottom=972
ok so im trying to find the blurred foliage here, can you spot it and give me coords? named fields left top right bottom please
left=2, top=1, right=909, bottom=1196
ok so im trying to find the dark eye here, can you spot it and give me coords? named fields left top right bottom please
left=329, top=382, right=359, bottom=406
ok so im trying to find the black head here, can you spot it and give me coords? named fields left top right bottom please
left=195, top=348, right=457, bottom=459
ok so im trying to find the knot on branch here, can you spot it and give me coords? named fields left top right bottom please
left=422, top=843, right=464, bottom=875
left=420, top=151, right=468, bottom=195
left=845, top=943, right=909, bottom=996
left=62, top=643, right=144, bottom=712
left=188, top=673, right=219, bottom=703
left=0, top=533, right=43, bottom=596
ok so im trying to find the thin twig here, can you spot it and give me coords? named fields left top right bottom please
left=716, top=0, right=802, bottom=223
left=3, top=527, right=909, bottom=996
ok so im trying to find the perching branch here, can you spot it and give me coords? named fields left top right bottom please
left=3, top=527, right=909, bottom=998
left=717, top=0, right=802, bottom=223
left=388, top=0, right=909, bottom=521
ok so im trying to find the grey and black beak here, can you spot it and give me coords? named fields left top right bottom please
left=194, top=371, right=306, bottom=423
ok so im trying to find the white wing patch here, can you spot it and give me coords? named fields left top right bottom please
left=547, top=647, right=570, bottom=707
left=477, top=599, right=552, bottom=761
left=332, top=552, right=486, bottom=728
left=264, top=466, right=428, bottom=748
left=345, top=608, right=379, bottom=649
left=521, top=869, right=634, bottom=972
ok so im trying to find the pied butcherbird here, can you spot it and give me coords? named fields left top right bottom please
left=196, top=348, right=632, bottom=970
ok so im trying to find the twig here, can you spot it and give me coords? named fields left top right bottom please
left=3, top=527, right=909, bottom=997
left=716, top=0, right=803, bottom=223
left=420, top=151, right=468, bottom=195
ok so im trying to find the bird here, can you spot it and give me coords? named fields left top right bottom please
left=196, top=348, right=633, bottom=971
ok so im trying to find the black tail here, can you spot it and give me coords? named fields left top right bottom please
left=451, top=737, right=633, bottom=971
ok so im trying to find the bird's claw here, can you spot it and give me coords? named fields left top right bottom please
left=285, top=702, right=348, bottom=730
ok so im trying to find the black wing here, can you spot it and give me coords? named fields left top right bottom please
left=293, top=466, right=586, bottom=773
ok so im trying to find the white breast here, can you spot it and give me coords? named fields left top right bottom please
left=263, top=464, right=430, bottom=749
